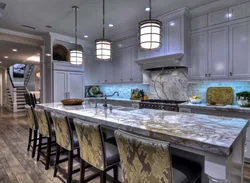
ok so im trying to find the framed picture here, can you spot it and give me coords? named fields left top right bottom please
left=13, top=64, right=26, bottom=78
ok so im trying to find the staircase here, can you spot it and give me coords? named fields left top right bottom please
left=24, top=64, right=34, bottom=87
left=7, top=86, right=26, bottom=112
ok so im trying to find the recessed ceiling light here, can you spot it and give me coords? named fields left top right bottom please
left=46, top=53, right=51, bottom=56
left=145, top=7, right=150, bottom=11
left=4, top=56, right=8, bottom=58
left=0, top=61, right=2, bottom=63
left=84, top=35, right=88, bottom=38
left=109, top=24, right=114, bottom=27
left=118, top=44, right=122, bottom=47
left=12, top=49, right=18, bottom=52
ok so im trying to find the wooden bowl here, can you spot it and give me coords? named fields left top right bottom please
left=61, top=99, right=84, bottom=105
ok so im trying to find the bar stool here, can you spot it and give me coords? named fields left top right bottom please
left=34, top=108, right=56, bottom=170
left=25, top=105, right=39, bottom=158
left=73, top=118, right=120, bottom=183
left=51, top=112, right=80, bottom=183
left=114, top=130, right=201, bottom=183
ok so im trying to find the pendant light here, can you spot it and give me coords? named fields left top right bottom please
left=70, top=6, right=83, bottom=65
left=95, top=0, right=112, bottom=61
left=139, top=0, right=162, bottom=50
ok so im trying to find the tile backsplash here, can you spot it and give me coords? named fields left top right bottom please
left=188, top=81, right=250, bottom=104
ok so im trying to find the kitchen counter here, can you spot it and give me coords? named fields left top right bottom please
left=179, top=102, right=250, bottom=114
left=37, top=102, right=248, bottom=182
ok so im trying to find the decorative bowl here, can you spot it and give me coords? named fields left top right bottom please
left=236, top=97, right=250, bottom=107
left=189, top=97, right=202, bottom=104
left=61, top=99, right=84, bottom=105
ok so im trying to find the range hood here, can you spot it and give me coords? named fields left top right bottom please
left=135, top=53, right=185, bottom=70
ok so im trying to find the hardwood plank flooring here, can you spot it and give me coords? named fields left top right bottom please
left=0, top=107, right=249, bottom=183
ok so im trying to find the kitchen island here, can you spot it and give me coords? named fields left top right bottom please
left=37, top=102, right=249, bottom=183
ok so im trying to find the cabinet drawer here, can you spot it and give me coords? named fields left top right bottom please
left=208, top=9, right=229, bottom=26
left=179, top=108, right=192, bottom=113
left=191, top=109, right=219, bottom=116
left=229, top=2, right=250, bottom=21
left=191, top=14, right=208, bottom=30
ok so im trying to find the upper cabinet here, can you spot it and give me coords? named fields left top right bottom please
left=208, top=8, right=229, bottom=26
left=191, top=14, right=208, bottom=31
left=229, top=2, right=250, bottom=21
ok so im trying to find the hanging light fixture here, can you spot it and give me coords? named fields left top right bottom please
left=95, top=0, right=112, bottom=61
left=139, top=0, right=162, bottom=50
left=70, top=6, right=83, bottom=65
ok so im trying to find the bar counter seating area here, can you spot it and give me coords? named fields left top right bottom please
left=21, top=93, right=249, bottom=183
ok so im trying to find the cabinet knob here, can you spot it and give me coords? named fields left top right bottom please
left=205, top=74, right=207, bottom=77
left=208, top=74, right=211, bottom=77
left=105, top=80, right=107, bottom=82
left=230, top=72, right=232, bottom=76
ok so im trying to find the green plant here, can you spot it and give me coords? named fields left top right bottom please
left=236, top=91, right=250, bottom=101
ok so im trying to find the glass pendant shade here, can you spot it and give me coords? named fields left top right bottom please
left=95, top=39, right=111, bottom=61
left=139, top=19, right=162, bottom=50
left=70, top=50, right=83, bottom=65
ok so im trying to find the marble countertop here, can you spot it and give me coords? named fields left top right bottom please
left=37, top=102, right=249, bottom=156
left=85, top=97, right=141, bottom=102
left=179, top=102, right=250, bottom=114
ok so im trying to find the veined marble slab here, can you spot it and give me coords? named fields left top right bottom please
left=37, top=102, right=249, bottom=156
left=85, top=98, right=141, bottom=103
left=179, top=102, right=250, bottom=114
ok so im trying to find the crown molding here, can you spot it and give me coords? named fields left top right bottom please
left=0, top=28, right=43, bottom=40
left=190, top=0, right=250, bottom=17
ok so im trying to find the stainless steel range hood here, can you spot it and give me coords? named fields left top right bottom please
left=135, top=53, right=185, bottom=70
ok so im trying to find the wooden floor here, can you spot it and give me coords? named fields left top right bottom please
left=0, top=107, right=249, bottom=183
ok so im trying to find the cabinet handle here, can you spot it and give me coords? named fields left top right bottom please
left=68, top=92, right=70, bottom=99
left=105, top=80, right=107, bottom=82
left=230, top=72, right=232, bottom=76
left=121, top=79, right=123, bottom=81
left=208, top=74, right=211, bottom=77
left=65, top=92, right=67, bottom=99
left=205, top=74, right=207, bottom=77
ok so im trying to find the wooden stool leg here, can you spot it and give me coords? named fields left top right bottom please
left=80, top=159, right=85, bottom=183
left=113, top=166, right=118, bottom=181
left=32, top=129, right=38, bottom=158
left=27, top=128, right=32, bottom=151
left=100, top=171, right=106, bottom=183
left=37, top=134, right=42, bottom=161
left=54, top=144, right=60, bottom=177
left=45, top=137, right=51, bottom=170
left=67, top=150, right=73, bottom=183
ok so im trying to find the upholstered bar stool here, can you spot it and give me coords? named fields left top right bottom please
left=74, top=118, right=120, bottom=183
left=35, top=108, right=56, bottom=170
left=51, top=112, right=80, bottom=183
left=25, top=105, right=39, bottom=158
left=115, top=130, right=201, bottom=183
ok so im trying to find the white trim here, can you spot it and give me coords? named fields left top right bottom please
left=190, top=0, right=250, bottom=18
left=0, top=28, right=43, bottom=40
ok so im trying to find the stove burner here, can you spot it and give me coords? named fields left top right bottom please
left=139, top=100, right=187, bottom=111
left=141, top=100, right=187, bottom=104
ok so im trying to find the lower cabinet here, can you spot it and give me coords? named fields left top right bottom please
left=179, top=107, right=250, bottom=162
left=54, top=71, right=84, bottom=102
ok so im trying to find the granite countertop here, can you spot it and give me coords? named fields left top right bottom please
left=179, top=102, right=250, bottom=114
left=37, top=102, right=249, bottom=156
left=85, top=97, right=141, bottom=102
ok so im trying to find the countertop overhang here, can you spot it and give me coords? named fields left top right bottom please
left=37, top=102, right=249, bottom=156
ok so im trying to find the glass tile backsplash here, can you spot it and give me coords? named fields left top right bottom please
left=188, top=81, right=250, bottom=104
left=97, top=84, right=149, bottom=99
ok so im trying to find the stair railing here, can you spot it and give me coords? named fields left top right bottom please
left=24, top=64, right=34, bottom=87
left=7, top=70, right=17, bottom=112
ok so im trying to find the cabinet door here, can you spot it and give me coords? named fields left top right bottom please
left=208, top=27, right=229, bottom=79
left=84, top=50, right=95, bottom=84
left=208, top=8, right=229, bottom=26
left=67, top=72, right=84, bottom=99
left=190, top=31, right=208, bottom=80
left=113, top=50, right=123, bottom=83
left=131, top=47, right=142, bottom=82
left=95, top=61, right=106, bottom=84
left=229, top=2, right=250, bottom=21
left=229, top=21, right=250, bottom=79
left=105, top=61, right=114, bottom=83
left=54, top=71, right=67, bottom=102
left=191, top=14, right=208, bottom=31
left=122, top=48, right=133, bottom=83
left=165, top=17, right=182, bottom=54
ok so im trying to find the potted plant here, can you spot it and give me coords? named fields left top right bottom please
left=236, top=91, right=250, bottom=107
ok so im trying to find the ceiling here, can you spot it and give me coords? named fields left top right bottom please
left=0, top=40, right=40, bottom=67
left=0, top=0, right=219, bottom=41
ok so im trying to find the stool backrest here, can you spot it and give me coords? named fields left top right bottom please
left=115, top=130, right=173, bottom=183
left=51, top=112, right=73, bottom=151
left=25, top=105, right=38, bottom=130
left=24, top=93, right=32, bottom=106
left=34, top=108, right=51, bottom=137
left=74, top=118, right=105, bottom=171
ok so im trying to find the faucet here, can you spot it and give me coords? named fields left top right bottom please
left=103, top=92, right=119, bottom=107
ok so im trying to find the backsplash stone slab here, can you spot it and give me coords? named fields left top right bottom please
left=149, top=68, right=189, bottom=101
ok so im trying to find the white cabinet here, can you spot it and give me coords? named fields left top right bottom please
left=191, top=14, right=208, bottom=30
left=208, top=8, right=229, bottom=26
left=105, top=62, right=114, bottom=83
left=113, top=50, right=123, bottom=83
left=229, top=2, right=250, bottom=21
left=190, top=31, right=208, bottom=80
left=53, top=71, right=84, bottom=102
left=165, top=17, right=182, bottom=54
left=122, top=48, right=133, bottom=82
left=208, top=27, right=229, bottom=79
